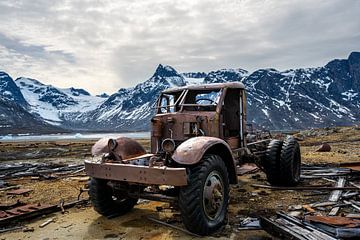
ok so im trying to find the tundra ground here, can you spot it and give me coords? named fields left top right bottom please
left=0, top=126, right=359, bottom=239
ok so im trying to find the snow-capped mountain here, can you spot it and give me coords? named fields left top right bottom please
left=15, top=77, right=105, bottom=125
left=0, top=72, right=64, bottom=134
left=68, top=53, right=360, bottom=131
left=66, top=64, right=186, bottom=130
left=244, top=65, right=360, bottom=130
left=1, top=51, right=359, bottom=133
left=204, top=68, right=248, bottom=83
left=0, top=72, right=28, bottom=107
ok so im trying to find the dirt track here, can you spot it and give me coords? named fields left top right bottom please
left=1, top=126, right=360, bottom=239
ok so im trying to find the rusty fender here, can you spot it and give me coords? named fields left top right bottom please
left=91, top=137, right=146, bottom=159
left=172, top=136, right=237, bottom=184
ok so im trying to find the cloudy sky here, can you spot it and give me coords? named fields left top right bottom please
left=0, top=0, right=359, bottom=95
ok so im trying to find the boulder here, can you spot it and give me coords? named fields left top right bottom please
left=316, top=143, right=331, bottom=152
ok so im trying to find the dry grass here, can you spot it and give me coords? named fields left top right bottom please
left=299, top=126, right=360, bottom=164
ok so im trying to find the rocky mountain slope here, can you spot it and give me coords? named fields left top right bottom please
left=65, top=64, right=187, bottom=131
left=73, top=52, right=359, bottom=131
left=0, top=72, right=28, bottom=107
left=15, top=77, right=105, bottom=125
left=1, top=52, right=359, bottom=133
left=243, top=52, right=360, bottom=129
left=0, top=97, right=65, bottom=134
left=0, top=72, right=65, bottom=134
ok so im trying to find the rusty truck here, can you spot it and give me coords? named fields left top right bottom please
left=85, top=82, right=301, bottom=235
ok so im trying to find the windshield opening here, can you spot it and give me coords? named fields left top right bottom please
left=156, top=91, right=183, bottom=113
left=181, top=89, right=221, bottom=111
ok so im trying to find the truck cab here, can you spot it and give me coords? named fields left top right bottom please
left=151, top=82, right=247, bottom=152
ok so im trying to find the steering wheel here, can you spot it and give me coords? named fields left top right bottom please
left=195, top=98, right=216, bottom=105
left=159, top=105, right=170, bottom=113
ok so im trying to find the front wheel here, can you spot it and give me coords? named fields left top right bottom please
left=178, top=154, right=229, bottom=236
left=89, top=178, right=138, bottom=217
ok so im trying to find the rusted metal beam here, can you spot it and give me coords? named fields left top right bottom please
left=338, top=162, right=360, bottom=171
left=128, top=193, right=177, bottom=203
left=0, top=226, right=23, bottom=233
left=0, top=199, right=88, bottom=227
left=146, top=216, right=201, bottom=238
left=252, top=184, right=360, bottom=191
left=85, top=160, right=188, bottom=186
left=277, top=212, right=337, bottom=240
left=344, top=200, right=360, bottom=211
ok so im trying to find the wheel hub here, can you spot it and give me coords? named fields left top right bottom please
left=203, top=171, right=224, bottom=220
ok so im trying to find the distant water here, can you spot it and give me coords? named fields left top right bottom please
left=0, top=132, right=150, bottom=142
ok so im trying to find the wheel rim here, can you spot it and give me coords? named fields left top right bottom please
left=202, top=170, right=224, bottom=220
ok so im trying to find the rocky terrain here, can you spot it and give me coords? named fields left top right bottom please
left=0, top=126, right=359, bottom=239
left=1, top=52, right=360, bottom=134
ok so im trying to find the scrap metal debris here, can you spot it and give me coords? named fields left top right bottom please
left=237, top=217, right=261, bottom=230
left=0, top=203, right=56, bottom=227
left=251, top=184, right=359, bottom=191
left=261, top=163, right=360, bottom=239
left=39, top=218, right=55, bottom=228
left=0, top=185, right=20, bottom=192
left=301, top=165, right=353, bottom=179
left=339, top=162, right=360, bottom=171
left=236, top=163, right=259, bottom=175
left=0, top=162, right=85, bottom=180
left=305, top=215, right=360, bottom=227
left=146, top=216, right=202, bottom=238
left=0, top=200, right=23, bottom=210
left=260, top=212, right=337, bottom=240
left=0, top=199, right=88, bottom=227
left=0, top=226, right=23, bottom=233
left=0, top=160, right=90, bottom=233
left=7, top=188, right=33, bottom=196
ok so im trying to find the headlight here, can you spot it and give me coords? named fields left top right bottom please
left=107, top=138, right=118, bottom=151
left=161, top=138, right=175, bottom=153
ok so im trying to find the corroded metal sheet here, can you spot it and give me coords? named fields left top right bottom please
left=7, top=188, right=33, bottom=195
left=305, top=215, right=360, bottom=227
left=0, top=203, right=54, bottom=221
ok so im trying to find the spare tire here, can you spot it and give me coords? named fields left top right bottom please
left=264, top=137, right=301, bottom=186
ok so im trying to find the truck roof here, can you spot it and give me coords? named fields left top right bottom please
left=162, top=82, right=245, bottom=93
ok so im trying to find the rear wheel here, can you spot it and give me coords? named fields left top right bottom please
left=264, top=139, right=283, bottom=185
left=89, top=178, right=138, bottom=217
left=264, top=137, right=301, bottom=186
left=179, top=154, right=229, bottom=235
left=280, top=137, right=301, bottom=186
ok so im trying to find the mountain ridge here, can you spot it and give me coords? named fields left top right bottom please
left=1, top=52, right=359, bottom=134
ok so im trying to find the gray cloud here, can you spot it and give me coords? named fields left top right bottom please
left=0, top=0, right=359, bottom=94
left=0, top=32, right=75, bottom=63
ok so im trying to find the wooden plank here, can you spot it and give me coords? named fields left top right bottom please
left=329, top=177, right=346, bottom=202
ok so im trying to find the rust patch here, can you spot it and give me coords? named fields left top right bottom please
left=305, top=215, right=360, bottom=227
left=172, top=136, right=232, bottom=165
left=91, top=137, right=146, bottom=160
left=7, top=188, right=33, bottom=195
left=237, top=163, right=259, bottom=175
